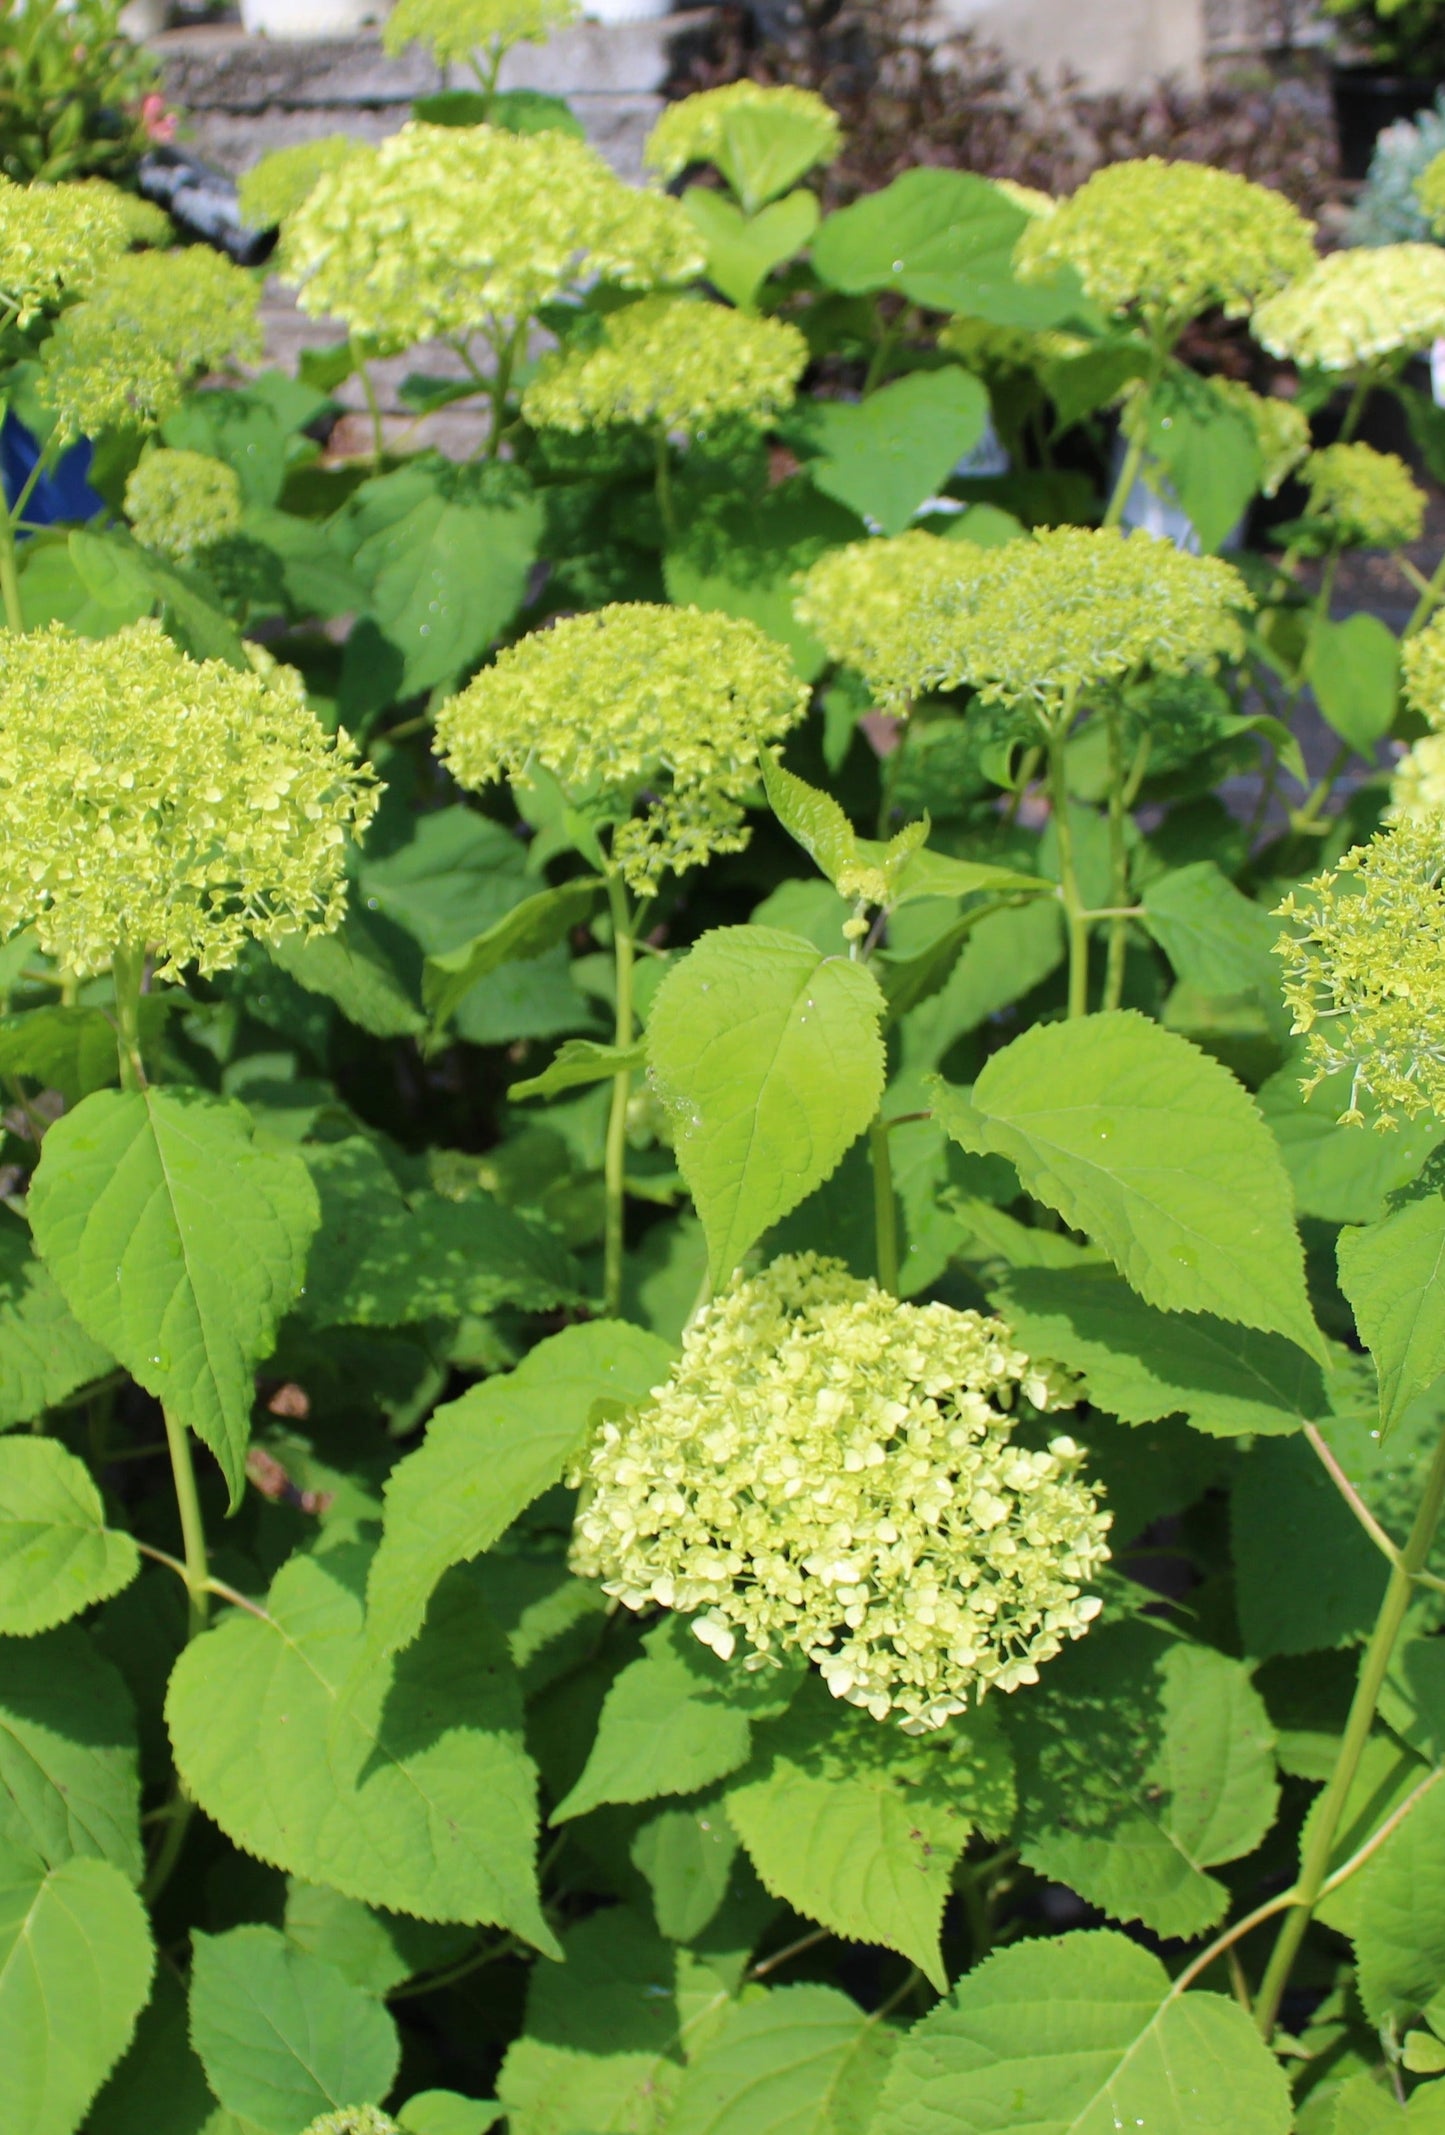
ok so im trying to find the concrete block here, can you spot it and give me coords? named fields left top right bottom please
left=155, top=24, right=441, bottom=109
left=498, top=7, right=714, bottom=94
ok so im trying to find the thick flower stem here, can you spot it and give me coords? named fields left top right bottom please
left=142, top=1403, right=211, bottom=1904
left=1101, top=698, right=1131, bottom=1013
left=0, top=515, right=22, bottom=636
left=1102, top=426, right=1146, bottom=532
left=602, top=873, right=636, bottom=1320
left=111, top=940, right=148, bottom=1093
left=869, top=1118, right=900, bottom=1296
left=1048, top=737, right=1090, bottom=1019
left=1255, top=1418, right=1445, bottom=2038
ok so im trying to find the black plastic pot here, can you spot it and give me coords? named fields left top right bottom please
left=1332, top=65, right=1440, bottom=179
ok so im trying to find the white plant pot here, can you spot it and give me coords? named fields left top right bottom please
left=584, top=0, right=670, bottom=20
left=239, top=0, right=378, bottom=37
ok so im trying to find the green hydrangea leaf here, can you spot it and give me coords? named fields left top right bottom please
left=632, top=1806, right=740, bottom=1944
left=0, top=1842, right=155, bottom=2135
left=165, top=1549, right=558, bottom=1956
left=1329, top=2069, right=1445, bottom=2131
left=508, top=1039, right=645, bottom=1103
left=282, top=1883, right=470, bottom=2000
left=28, top=1088, right=319, bottom=1507
left=647, top=925, right=886, bottom=1287
left=1338, top=1161, right=1445, bottom=1434
left=87, top=1966, right=218, bottom=2135
left=366, top=1319, right=674, bottom=1659
left=1257, top=1057, right=1445, bottom=1226
left=663, top=484, right=864, bottom=684
left=723, top=1683, right=1012, bottom=1990
left=396, top=2094, right=500, bottom=2135
left=714, top=102, right=838, bottom=212
left=190, top=1925, right=401, bottom=2135
left=423, top=878, right=605, bottom=1036
left=495, top=2040, right=680, bottom=2135
left=0, top=1437, right=139, bottom=1635
left=0, top=1208, right=113, bottom=1431
left=798, top=369, right=989, bottom=538
left=929, top=1009, right=1323, bottom=1361
left=268, top=915, right=426, bottom=1040
left=1326, top=1767, right=1445, bottom=2025
left=682, top=187, right=817, bottom=312
left=299, top=1137, right=582, bottom=1331
left=668, top=1983, right=893, bottom=2135
left=1140, top=860, right=1282, bottom=1004
left=993, top=1264, right=1324, bottom=1436
left=0, top=1627, right=142, bottom=1880
left=872, top=1928, right=1292, bottom=2133
left=1009, top=1622, right=1279, bottom=1940
left=552, top=1616, right=787, bottom=1824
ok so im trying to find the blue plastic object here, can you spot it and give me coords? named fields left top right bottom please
left=0, top=414, right=103, bottom=529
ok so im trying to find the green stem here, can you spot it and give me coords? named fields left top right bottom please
left=0, top=508, right=22, bottom=634
left=1255, top=1419, right=1445, bottom=2039
left=1404, top=543, right=1445, bottom=638
left=1102, top=425, right=1147, bottom=531
left=869, top=1118, right=899, bottom=1295
left=110, top=940, right=148, bottom=1092
left=654, top=427, right=678, bottom=544
left=142, top=1403, right=212, bottom=1904
left=602, top=873, right=635, bottom=1320
left=1048, top=734, right=1089, bottom=1019
left=488, top=324, right=520, bottom=461
left=1101, top=699, right=1131, bottom=1013
left=1291, top=739, right=1353, bottom=835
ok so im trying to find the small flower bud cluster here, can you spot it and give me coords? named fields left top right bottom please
left=1302, top=442, right=1426, bottom=549
left=938, top=316, right=1088, bottom=381
left=434, top=604, right=808, bottom=894
left=1207, top=377, right=1311, bottom=497
left=301, top=2113, right=398, bottom=2135
left=37, top=249, right=262, bottom=438
left=1417, top=146, right=1445, bottom=234
left=793, top=531, right=1000, bottom=706
left=76, top=180, right=172, bottom=251
left=570, top=1254, right=1110, bottom=1732
left=280, top=122, right=705, bottom=353
left=522, top=295, right=808, bottom=437
left=0, top=623, right=378, bottom=980
left=1404, top=609, right=1445, bottom=730
left=644, top=82, right=842, bottom=187
left=238, top=137, right=360, bottom=232
left=1391, top=614, right=1445, bottom=825
left=1275, top=817, right=1445, bottom=1124
left=383, top=0, right=578, bottom=63
left=1253, top=243, right=1445, bottom=371
left=1015, top=158, right=1314, bottom=340
left=0, top=174, right=129, bottom=327
left=124, top=449, right=244, bottom=562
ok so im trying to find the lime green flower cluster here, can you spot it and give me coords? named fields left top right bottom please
left=992, top=177, right=1055, bottom=220
left=1275, top=818, right=1445, bottom=1124
left=522, top=295, right=808, bottom=437
left=0, top=623, right=378, bottom=980
left=1302, top=442, right=1426, bottom=549
left=793, top=531, right=997, bottom=706
left=37, top=249, right=262, bottom=438
left=1405, top=610, right=1445, bottom=727
left=435, top=604, right=808, bottom=894
left=76, top=180, right=172, bottom=251
left=938, top=315, right=1088, bottom=381
left=1390, top=613, right=1445, bottom=823
left=1015, top=158, right=1314, bottom=341
left=301, top=2113, right=398, bottom=2135
left=238, top=136, right=360, bottom=231
left=644, top=81, right=842, bottom=185
left=383, top=0, right=578, bottom=64
left=1416, top=146, right=1445, bottom=233
left=1253, top=244, right=1445, bottom=371
left=124, top=449, right=245, bottom=562
left=280, top=122, right=704, bottom=353
left=1207, top=377, right=1311, bottom=497
left=0, top=173, right=129, bottom=327
left=571, top=1253, right=1109, bottom=1731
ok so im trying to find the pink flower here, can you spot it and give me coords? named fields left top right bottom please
left=140, top=93, right=178, bottom=144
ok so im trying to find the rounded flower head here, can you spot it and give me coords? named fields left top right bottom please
left=0, top=174, right=130, bottom=327
left=1253, top=243, right=1445, bottom=372
left=383, top=0, right=578, bottom=63
left=522, top=295, right=807, bottom=437
left=938, top=315, right=1087, bottom=382
left=1389, top=733, right=1445, bottom=825
left=570, top=1254, right=1109, bottom=1732
left=125, top=449, right=244, bottom=562
left=75, top=180, right=173, bottom=252
left=793, top=530, right=1002, bottom=707
left=1302, top=442, right=1426, bottom=550
left=238, top=136, right=361, bottom=232
left=1405, top=609, right=1445, bottom=732
left=1275, top=817, right=1445, bottom=1125
left=1015, top=158, right=1314, bottom=340
left=645, top=82, right=842, bottom=192
left=0, top=623, right=379, bottom=980
left=280, top=122, right=704, bottom=353
left=1417, top=146, right=1445, bottom=234
left=946, top=525, right=1252, bottom=725
left=1207, top=377, right=1311, bottom=498
left=436, top=604, right=807, bottom=894
left=37, top=249, right=262, bottom=439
